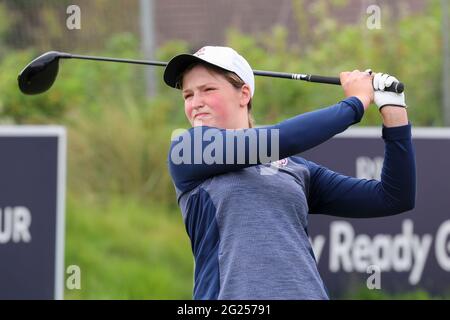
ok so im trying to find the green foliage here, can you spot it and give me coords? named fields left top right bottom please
left=225, top=0, right=444, bottom=126
left=0, top=3, right=12, bottom=57
left=66, top=95, right=177, bottom=205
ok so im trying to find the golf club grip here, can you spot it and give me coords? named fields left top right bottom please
left=307, top=75, right=404, bottom=93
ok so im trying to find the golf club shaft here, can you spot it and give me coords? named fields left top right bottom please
left=253, top=70, right=340, bottom=84
left=65, top=53, right=404, bottom=93
left=69, top=54, right=167, bottom=67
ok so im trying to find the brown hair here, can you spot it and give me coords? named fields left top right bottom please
left=175, top=62, right=255, bottom=128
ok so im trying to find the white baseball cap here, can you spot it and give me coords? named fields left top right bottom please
left=163, top=46, right=255, bottom=97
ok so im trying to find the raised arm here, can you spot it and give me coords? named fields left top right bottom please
left=306, top=120, right=415, bottom=218
left=169, top=70, right=375, bottom=193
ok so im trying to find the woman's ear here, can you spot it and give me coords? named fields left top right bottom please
left=240, top=84, right=251, bottom=108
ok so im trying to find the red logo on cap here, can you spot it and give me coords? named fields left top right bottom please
left=194, top=47, right=206, bottom=57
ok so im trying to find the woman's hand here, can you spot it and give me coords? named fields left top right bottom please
left=340, top=70, right=374, bottom=110
left=373, top=72, right=409, bottom=127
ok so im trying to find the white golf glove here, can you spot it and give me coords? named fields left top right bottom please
left=373, top=73, right=407, bottom=110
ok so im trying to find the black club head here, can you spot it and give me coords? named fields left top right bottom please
left=18, top=51, right=70, bottom=95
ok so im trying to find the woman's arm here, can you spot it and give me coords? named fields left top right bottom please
left=168, top=97, right=364, bottom=193
left=307, top=121, right=416, bottom=217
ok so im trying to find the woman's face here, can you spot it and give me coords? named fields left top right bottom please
left=182, top=64, right=251, bottom=129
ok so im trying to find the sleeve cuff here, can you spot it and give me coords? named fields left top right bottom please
left=382, top=122, right=412, bottom=140
left=341, top=96, right=365, bottom=124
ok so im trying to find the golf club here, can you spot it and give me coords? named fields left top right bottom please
left=18, top=51, right=404, bottom=95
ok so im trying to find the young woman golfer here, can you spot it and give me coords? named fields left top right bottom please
left=164, top=46, right=415, bottom=300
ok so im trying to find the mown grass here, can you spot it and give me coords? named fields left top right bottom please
left=64, top=194, right=194, bottom=299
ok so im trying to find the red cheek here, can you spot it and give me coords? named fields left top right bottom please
left=206, top=95, right=227, bottom=117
